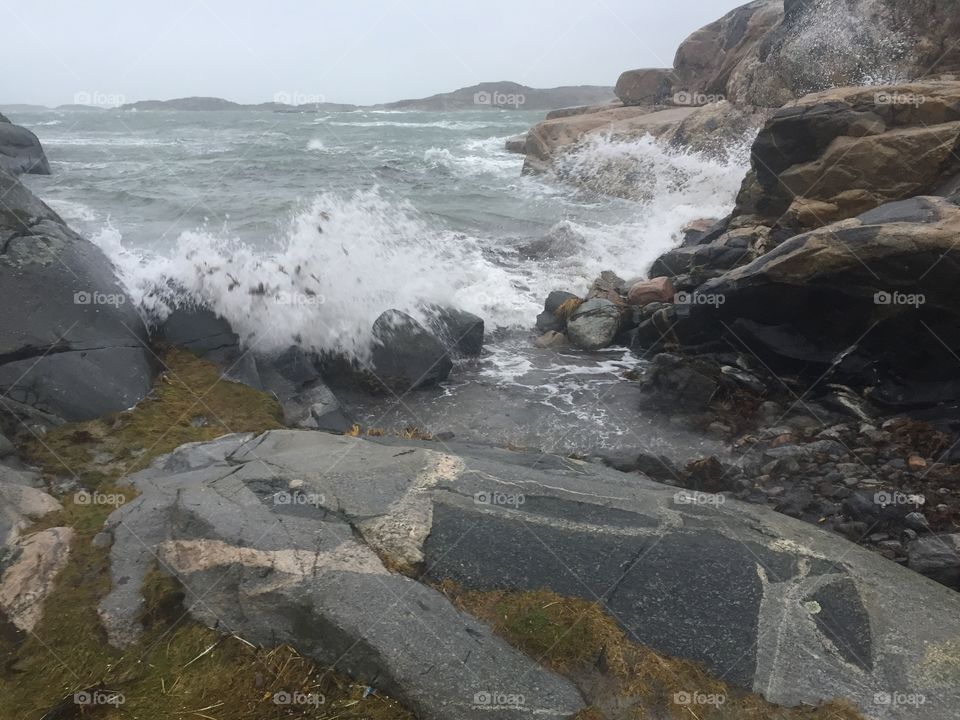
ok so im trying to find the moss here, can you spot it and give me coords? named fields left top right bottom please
left=440, top=584, right=865, bottom=720
left=21, top=346, right=284, bottom=484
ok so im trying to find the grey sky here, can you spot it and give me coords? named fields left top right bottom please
left=3, top=1, right=743, bottom=106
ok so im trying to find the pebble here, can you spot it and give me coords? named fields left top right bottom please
left=907, top=455, right=927, bottom=471
left=92, top=531, right=113, bottom=549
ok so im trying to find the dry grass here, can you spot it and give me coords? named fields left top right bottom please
left=554, top=298, right=584, bottom=321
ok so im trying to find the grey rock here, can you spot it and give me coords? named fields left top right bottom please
left=91, top=531, right=113, bottom=549
left=0, top=168, right=155, bottom=428
left=100, top=431, right=960, bottom=718
left=0, top=434, right=13, bottom=459
left=371, top=310, right=453, bottom=390
left=566, top=299, right=620, bottom=350
left=908, top=534, right=960, bottom=590
left=427, top=306, right=485, bottom=356
left=0, top=122, right=50, bottom=175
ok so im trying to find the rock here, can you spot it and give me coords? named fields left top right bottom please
left=658, top=196, right=960, bottom=406
left=640, top=353, right=719, bottom=410
left=0, top=527, right=74, bottom=631
left=427, top=306, right=484, bottom=356
left=257, top=347, right=354, bottom=432
left=907, top=455, right=927, bottom=471
left=649, top=227, right=761, bottom=280
left=518, top=222, right=586, bottom=260
left=522, top=105, right=696, bottom=175
left=534, top=331, right=568, bottom=349
left=0, top=121, right=50, bottom=175
left=154, top=304, right=260, bottom=388
left=99, top=432, right=585, bottom=720
left=680, top=217, right=728, bottom=247
left=734, top=82, right=960, bottom=228
left=0, top=168, right=155, bottom=429
left=370, top=310, right=453, bottom=391
left=614, top=68, right=674, bottom=106
left=908, top=534, right=960, bottom=590
left=0, top=434, right=13, bottom=459
left=626, top=277, right=675, bottom=307
left=0, top=479, right=61, bottom=547
left=672, top=0, right=784, bottom=106
left=535, top=290, right=579, bottom=333
left=504, top=134, right=527, bottom=154
left=91, top=531, right=113, bottom=549
left=566, top=298, right=620, bottom=350
left=99, top=430, right=960, bottom=718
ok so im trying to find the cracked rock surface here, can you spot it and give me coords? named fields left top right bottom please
left=100, top=430, right=960, bottom=719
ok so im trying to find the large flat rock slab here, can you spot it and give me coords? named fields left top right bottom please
left=102, top=431, right=960, bottom=719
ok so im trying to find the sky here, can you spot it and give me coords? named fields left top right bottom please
left=2, top=1, right=744, bottom=107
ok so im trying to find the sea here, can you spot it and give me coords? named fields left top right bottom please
left=16, top=107, right=750, bottom=458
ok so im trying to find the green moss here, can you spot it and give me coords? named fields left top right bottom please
left=22, top=346, right=284, bottom=484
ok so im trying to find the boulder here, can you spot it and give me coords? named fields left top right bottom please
left=518, top=221, right=586, bottom=260
left=0, top=168, right=155, bottom=430
left=154, top=304, right=260, bottom=388
left=614, top=68, right=674, bottom=106
left=0, top=122, right=50, bottom=175
left=100, top=430, right=960, bottom=718
left=0, top=527, right=74, bottom=632
left=427, top=306, right=485, bottom=357
left=649, top=227, right=761, bottom=280
left=908, top=534, right=960, bottom=590
left=99, top=432, right=585, bottom=720
left=566, top=298, right=620, bottom=350
left=734, top=81, right=960, bottom=229
left=626, top=277, right=675, bottom=307
left=533, top=331, right=568, bottom=349
left=0, top=434, right=13, bottom=459
left=258, top=346, right=355, bottom=433
left=650, top=196, right=960, bottom=407
left=672, top=0, right=784, bottom=106
left=0, top=113, right=8, bottom=124
left=370, top=310, right=453, bottom=391
left=535, top=290, right=579, bottom=333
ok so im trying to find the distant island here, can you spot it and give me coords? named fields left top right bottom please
left=3, top=82, right=614, bottom=115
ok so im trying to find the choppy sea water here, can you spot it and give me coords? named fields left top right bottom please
left=18, top=107, right=750, bottom=458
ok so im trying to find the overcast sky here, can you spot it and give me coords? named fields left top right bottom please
left=2, top=1, right=743, bottom=107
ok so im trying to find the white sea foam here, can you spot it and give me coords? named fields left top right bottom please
left=92, top=131, right=749, bottom=362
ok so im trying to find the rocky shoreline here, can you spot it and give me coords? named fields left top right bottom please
left=3, top=1, right=960, bottom=719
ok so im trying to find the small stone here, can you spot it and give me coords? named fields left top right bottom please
left=707, top=422, right=731, bottom=437
left=904, top=511, right=930, bottom=531
left=534, top=331, right=568, bottom=349
left=92, top=531, right=113, bottom=549
left=907, top=455, right=927, bottom=472
left=627, top=277, right=675, bottom=307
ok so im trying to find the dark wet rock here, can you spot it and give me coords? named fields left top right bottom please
left=680, top=216, right=729, bottom=247
left=155, top=305, right=261, bottom=387
left=99, top=430, right=960, bottom=718
left=258, top=347, right=354, bottom=433
left=535, top=290, right=579, bottom=333
left=0, top=434, right=13, bottom=459
left=566, top=298, right=620, bottom=350
left=639, top=353, right=719, bottom=410
left=649, top=227, right=758, bottom=280
left=0, top=121, right=50, bottom=175
left=371, top=310, right=453, bottom=391
left=0, top=168, right=155, bottom=430
left=504, top=134, right=527, bottom=154
left=427, top=306, right=484, bottom=357
left=907, top=534, right=960, bottom=590
left=657, top=196, right=960, bottom=407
